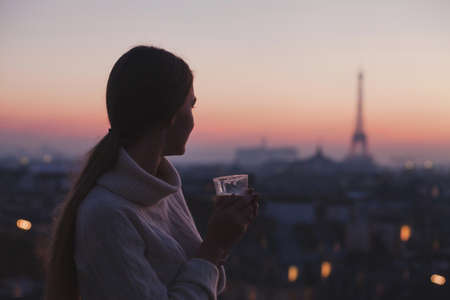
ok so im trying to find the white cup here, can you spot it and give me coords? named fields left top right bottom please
left=213, top=174, right=248, bottom=195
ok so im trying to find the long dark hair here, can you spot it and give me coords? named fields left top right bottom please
left=45, top=46, right=193, bottom=300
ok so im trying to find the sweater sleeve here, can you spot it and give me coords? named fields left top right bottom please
left=76, top=207, right=220, bottom=300
left=176, top=192, right=227, bottom=295
left=217, top=265, right=227, bottom=294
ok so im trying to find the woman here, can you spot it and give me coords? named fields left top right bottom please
left=45, top=46, right=259, bottom=300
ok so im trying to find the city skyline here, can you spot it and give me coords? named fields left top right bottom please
left=1, top=0, right=450, bottom=165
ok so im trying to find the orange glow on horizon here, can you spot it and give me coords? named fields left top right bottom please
left=2, top=80, right=450, bottom=150
left=2, top=111, right=450, bottom=149
left=2, top=91, right=450, bottom=147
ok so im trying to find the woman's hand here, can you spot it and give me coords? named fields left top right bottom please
left=195, top=188, right=260, bottom=266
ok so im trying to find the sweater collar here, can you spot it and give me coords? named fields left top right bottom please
left=97, top=147, right=182, bottom=206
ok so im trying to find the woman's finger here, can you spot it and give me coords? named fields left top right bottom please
left=251, top=201, right=258, bottom=214
left=240, top=205, right=254, bottom=221
left=222, top=194, right=249, bottom=212
left=236, top=212, right=252, bottom=226
left=251, top=192, right=260, bottom=202
left=236, top=195, right=253, bottom=210
left=246, top=208, right=256, bottom=222
left=253, top=205, right=258, bottom=217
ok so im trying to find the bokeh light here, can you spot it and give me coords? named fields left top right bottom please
left=16, top=219, right=32, bottom=231
left=400, top=225, right=411, bottom=242
left=430, top=274, right=446, bottom=286
left=288, top=265, right=299, bottom=282
left=321, top=261, right=332, bottom=279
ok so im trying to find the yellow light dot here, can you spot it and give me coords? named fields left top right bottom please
left=321, top=261, right=332, bottom=279
left=288, top=265, right=299, bottom=282
left=260, top=237, right=268, bottom=249
left=248, top=287, right=257, bottom=300
left=43, top=154, right=53, bottom=163
left=431, top=185, right=440, bottom=198
left=16, top=219, right=32, bottom=231
left=404, top=161, right=415, bottom=170
left=424, top=160, right=433, bottom=169
left=402, top=270, right=410, bottom=280
left=400, top=225, right=411, bottom=242
left=13, top=285, right=23, bottom=298
left=19, top=157, right=30, bottom=165
left=431, top=274, right=446, bottom=286
left=433, top=240, right=440, bottom=251
left=356, top=272, right=365, bottom=284
left=333, top=242, right=341, bottom=252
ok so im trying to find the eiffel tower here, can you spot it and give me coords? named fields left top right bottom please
left=350, top=71, right=370, bottom=157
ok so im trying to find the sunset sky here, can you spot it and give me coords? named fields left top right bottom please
left=1, top=0, right=449, bottom=165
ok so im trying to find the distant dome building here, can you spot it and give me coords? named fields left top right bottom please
left=289, top=146, right=338, bottom=175
left=234, top=139, right=299, bottom=167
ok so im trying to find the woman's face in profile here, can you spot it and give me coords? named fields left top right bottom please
left=163, top=85, right=196, bottom=156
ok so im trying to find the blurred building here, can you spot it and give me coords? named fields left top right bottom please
left=234, top=139, right=299, bottom=167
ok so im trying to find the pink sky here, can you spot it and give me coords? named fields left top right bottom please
left=1, top=0, right=450, bottom=165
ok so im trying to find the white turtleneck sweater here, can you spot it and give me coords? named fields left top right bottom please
left=74, top=147, right=226, bottom=300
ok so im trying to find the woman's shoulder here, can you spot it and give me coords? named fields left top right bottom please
left=74, top=185, right=145, bottom=266
left=77, top=185, right=137, bottom=228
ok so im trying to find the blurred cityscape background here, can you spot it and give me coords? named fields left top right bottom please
left=2, top=81, right=450, bottom=298
left=2, top=0, right=450, bottom=299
